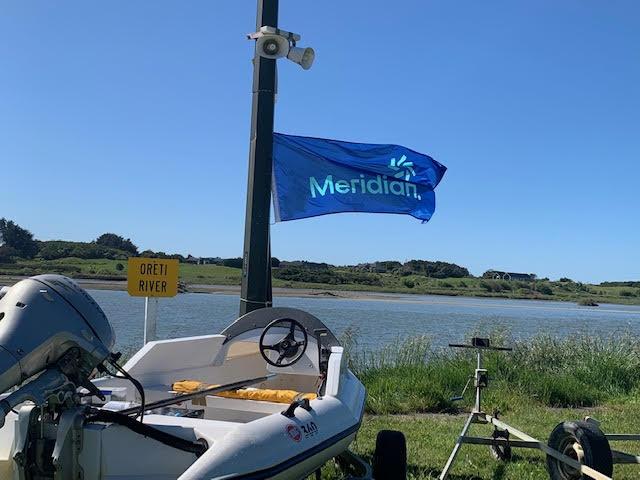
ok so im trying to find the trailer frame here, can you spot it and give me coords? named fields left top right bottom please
left=439, top=338, right=640, bottom=480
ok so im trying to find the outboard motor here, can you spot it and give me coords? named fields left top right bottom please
left=0, top=275, right=115, bottom=426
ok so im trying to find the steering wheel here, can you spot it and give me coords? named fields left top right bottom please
left=259, top=318, right=308, bottom=367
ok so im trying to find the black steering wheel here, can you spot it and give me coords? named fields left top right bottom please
left=259, top=318, right=308, bottom=367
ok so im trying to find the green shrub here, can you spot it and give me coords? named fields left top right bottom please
left=222, top=257, right=243, bottom=268
left=537, top=284, right=553, bottom=295
left=273, top=266, right=383, bottom=287
left=576, top=282, right=590, bottom=292
left=402, top=260, right=469, bottom=278
left=37, top=241, right=128, bottom=260
left=0, top=219, right=38, bottom=259
left=479, top=280, right=509, bottom=293
left=480, top=280, right=494, bottom=292
left=95, top=233, right=138, bottom=255
left=0, top=246, right=18, bottom=263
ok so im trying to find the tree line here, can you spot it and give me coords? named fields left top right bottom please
left=0, top=218, right=585, bottom=288
left=0, top=218, right=475, bottom=280
left=0, top=219, right=141, bottom=262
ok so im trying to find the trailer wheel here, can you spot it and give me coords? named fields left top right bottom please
left=373, top=430, right=407, bottom=480
left=489, top=428, right=512, bottom=461
left=546, top=421, right=612, bottom=480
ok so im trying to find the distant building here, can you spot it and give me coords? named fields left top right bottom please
left=484, top=270, right=536, bottom=282
left=185, top=255, right=211, bottom=265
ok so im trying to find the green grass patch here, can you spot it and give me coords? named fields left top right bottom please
left=318, top=330, right=640, bottom=478
left=321, top=404, right=640, bottom=479
left=344, top=331, right=640, bottom=415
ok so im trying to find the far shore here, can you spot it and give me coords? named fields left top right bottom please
left=0, top=274, right=408, bottom=301
left=3, top=275, right=639, bottom=310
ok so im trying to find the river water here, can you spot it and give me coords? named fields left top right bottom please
left=88, top=290, right=640, bottom=355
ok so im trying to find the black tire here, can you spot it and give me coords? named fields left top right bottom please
left=372, top=430, right=407, bottom=480
left=489, top=429, right=512, bottom=462
left=546, top=420, right=613, bottom=480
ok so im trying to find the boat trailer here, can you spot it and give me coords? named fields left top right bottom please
left=439, top=337, right=640, bottom=480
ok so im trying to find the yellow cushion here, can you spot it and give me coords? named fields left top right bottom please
left=171, top=380, right=317, bottom=404
left=172, top=380, right=204, bottom=393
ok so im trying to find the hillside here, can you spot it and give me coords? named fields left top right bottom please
left=0, top=218, right=637, bottom=304
left=1, top=257, right=638, bottom=305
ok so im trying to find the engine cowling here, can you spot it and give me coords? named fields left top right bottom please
left=0, top=274, right=114, bottom=394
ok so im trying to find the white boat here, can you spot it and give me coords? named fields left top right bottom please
left=0, top=275, right=378, bottom=479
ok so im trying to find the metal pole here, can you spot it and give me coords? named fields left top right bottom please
left=144, top=297, right=158, bottom=344
left=474, top=350, right=481, bottom=412
left=439, top=413, right=475, bottom=480
left=239, top=0, right=278, bottom=316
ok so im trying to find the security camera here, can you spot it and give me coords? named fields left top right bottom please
left=248, top=26, right=315, bottom=70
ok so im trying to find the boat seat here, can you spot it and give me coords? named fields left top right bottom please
left=171, top=380, right=317, bottom=404
left=143, top=414, right=239, bottom=446
left=169, top=381, right=319, bottom=422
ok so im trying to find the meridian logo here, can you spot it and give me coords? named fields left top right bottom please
left=309, top=156, right=422, bottom=201
left=389, top=155, right=415, bottom=181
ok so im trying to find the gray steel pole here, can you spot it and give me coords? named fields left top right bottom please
left=239, top=0, right=278, bottom=316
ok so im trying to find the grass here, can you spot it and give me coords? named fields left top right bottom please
left=320, top=404, right=640, bottom=479
left=316, top=331, right=640, bottom=479
left=344, top=331, right=640, bottom=415
left=1, top=258, right=639, bottom=305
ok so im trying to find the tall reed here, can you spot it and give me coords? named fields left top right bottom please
left=341, top=329, right=640, bottom=414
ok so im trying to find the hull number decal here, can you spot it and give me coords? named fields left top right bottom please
left=301, top=421, right=319, bottom=439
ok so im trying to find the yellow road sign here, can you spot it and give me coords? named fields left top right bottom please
left=127, top=258, right=179, bottom=297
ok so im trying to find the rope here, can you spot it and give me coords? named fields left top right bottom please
left=239, top=298, right=273, bottom=306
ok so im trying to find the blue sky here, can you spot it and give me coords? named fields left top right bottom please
left=1, top=1, right=638, bottom=283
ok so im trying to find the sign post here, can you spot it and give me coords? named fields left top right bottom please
left=143, top=297, right=159, bottom=345
left=127, top=258, right=180, bottom=344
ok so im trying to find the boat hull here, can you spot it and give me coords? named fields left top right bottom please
left=179, top=374, right=365, bottom=480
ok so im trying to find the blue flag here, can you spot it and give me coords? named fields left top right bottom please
left=272, top=133, right=446, bottom=222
